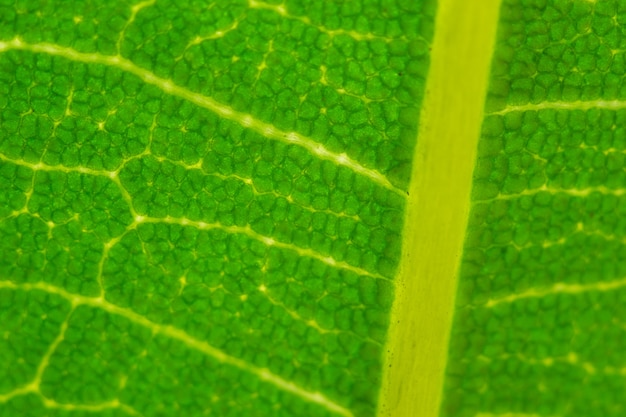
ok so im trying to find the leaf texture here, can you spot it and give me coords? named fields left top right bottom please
left=2, top=0, right=625, bottom=417
left=0, top=1, right=432, bottom=416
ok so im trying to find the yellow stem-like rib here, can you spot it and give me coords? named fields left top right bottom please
left=377, top=1, right=502, bottom=416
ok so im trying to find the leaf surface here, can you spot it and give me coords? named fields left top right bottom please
left=0, top=1, right=431, bottom=416
left=1, top=1, right=625, bottom=417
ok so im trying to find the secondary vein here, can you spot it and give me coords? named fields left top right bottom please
left=0, top=37, right=404, bottom=196
left=0, top=152, right=387, bottom=281
left=0, top=279, right=354, bottom=417
left=488, top=99, right=626, bottom=115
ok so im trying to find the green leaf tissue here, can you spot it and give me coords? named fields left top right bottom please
left=0, top=0, right=624, bottom=416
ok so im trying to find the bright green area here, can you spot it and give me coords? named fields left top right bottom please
left=0, top=0, right=433, bottom=417
left=441, top=1, right=626, bottom=416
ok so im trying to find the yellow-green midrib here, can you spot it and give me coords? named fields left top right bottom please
left=377, top=1, right=503, bottom=416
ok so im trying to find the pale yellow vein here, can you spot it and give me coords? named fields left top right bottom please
left=485, top=276, right=626, bottom=307
left=0, top=152, right=384, bottom=280
left=489, top=351, right=624, bottom=377
left=135, top=215, right=388, bottom=280
left=488, top=99, right=626, bottom=115
left=185, top=14, right=245, bottom=49
left=0, top=280, right=353, bottom=417
left=0, top=308, right=138, bottom=414
left=257, top=284, right=380, bottom=344
left=247, top=0, right=406, bottom=43
left=480, top=184, right=626, bottom=202
left=0, top=37, right=402, bottom=196
left=155, top=156, right=362, bottom=221
left=116, top=0, right=156, bottom=54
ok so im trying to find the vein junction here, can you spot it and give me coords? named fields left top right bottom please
left=0, top=0, right=418, bottom=414
left=0, top=307, right=141, bottom=416
left=0, top=280, right=354, bottom=417
left=0, top=151, right=388, bottom=282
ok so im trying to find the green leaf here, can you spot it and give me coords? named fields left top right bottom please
left=1, top=0, right=624, bottom=417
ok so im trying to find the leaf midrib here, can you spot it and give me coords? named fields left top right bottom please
left=377, top=1, right=503, bottom=416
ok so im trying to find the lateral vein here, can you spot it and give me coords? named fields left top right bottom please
left=0, top=152, right=386, bottom=280
left=136, top=215, right=390, bottom=280
left=485, top=276, right=626, bottom=307
left=0, top=37, right=403, bottom=196
left=0, top=280, right=353, bottom=417
left=479, top=184, right=626, bottom=201
left=247, top=0, right=407, bottom=43
left=488, top=99, right=626, bottom=115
